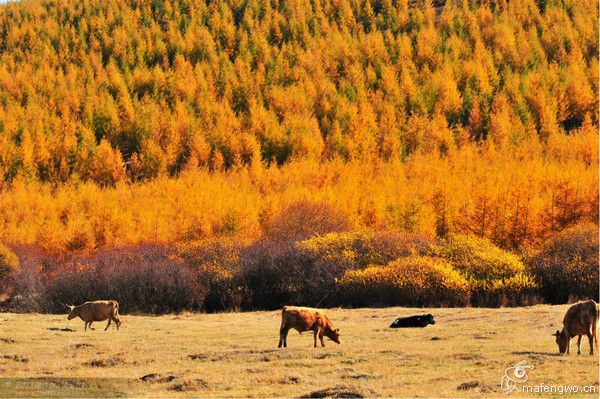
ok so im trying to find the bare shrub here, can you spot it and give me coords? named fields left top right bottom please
left=240, top=239, right=313, bottom=309
left=0, top=245, right=53, bottom=312
left=43, top=245, right=206, bottom=314
left=4, top=225, right=592, bottom=312
left=527, top=223, right=599, bottom=303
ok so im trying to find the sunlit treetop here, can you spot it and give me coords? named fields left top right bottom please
left=0, top=0, right=597, bottom=185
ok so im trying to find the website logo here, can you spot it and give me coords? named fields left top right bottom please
left=501, top=360, right=534, bottom=393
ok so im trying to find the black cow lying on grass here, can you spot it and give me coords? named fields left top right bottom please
left=390, top=314, right=435, bottom=328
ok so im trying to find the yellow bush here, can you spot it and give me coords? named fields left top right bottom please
left=471, top=273, right=539, bottom=307
left=337, top=256, right=471, bottom=307
left=430, top=235, right=525, bottom=280
left=297, top=231, right=432, bottom=271
left=428, top=235, right=539, bottom=306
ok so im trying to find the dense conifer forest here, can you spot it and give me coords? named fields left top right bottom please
left=0, top=0, right=596, bottom=183
left=0, top=0, right=597, bottom=311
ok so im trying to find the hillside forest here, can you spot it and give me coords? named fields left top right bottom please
left=0, top=0, right=597, bottom=312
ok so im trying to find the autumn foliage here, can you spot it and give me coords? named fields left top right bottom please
left=0, top=0, right=597, bottom=311
left=0, top=0, right=597, bottom=184
left=0, top=152, right=595, bottom=253
left=4, top=225, right=596, bottom=312
left=337, top=256, right=472, bottom=307
left=0, top=243, right=19, bottom=289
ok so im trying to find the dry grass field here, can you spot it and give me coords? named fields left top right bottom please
left=0, top=305, right=598, bottom=398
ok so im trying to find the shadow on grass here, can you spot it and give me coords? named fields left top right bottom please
left=300, top=385, right=379, bottom=398
left=511, top=351, right=561, bottom=357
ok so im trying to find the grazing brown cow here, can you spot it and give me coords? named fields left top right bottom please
left=66, top=300, right=121, bottom=332
left=553, top=299, right=599, bottom=355
left=278, top=306, right=340, bottom=348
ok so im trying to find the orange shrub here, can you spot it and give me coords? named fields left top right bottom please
left=0, top=243, right=19, bottom=281
left=0, top=243, right=19, bottom=295
left=260, top=200, right=351, bottom=240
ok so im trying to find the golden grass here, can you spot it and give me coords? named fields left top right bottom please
left=0, top=305, right=598, bottom=398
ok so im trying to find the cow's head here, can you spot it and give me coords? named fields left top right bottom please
left=66, top=305, right=77, bottom=320
left=325, top=327, right=341, bottom=344
left=553, top=330, right=568, bottom=354
left=426, top=314, right=435, bottom=325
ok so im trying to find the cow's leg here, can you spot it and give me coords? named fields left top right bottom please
left=278, top=326, right=283, bottom=348
left=313, top=330, right=318, bottom=348
left=589, top=323, right=598, bottom=355
left=113, top=315, right=121, bottom=330
left=577, top=335, right=582, bottom=355
left=105, top=318, right=111, bottom=331
left=84, top=321, right=88, bottom=332
left=279, top=326, right=289, bottom=348
left=319, top=332, right=325, bottom=347
left=88, top=322, right=94, bottom=330
left=565, top=333, right=570, bottom=354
